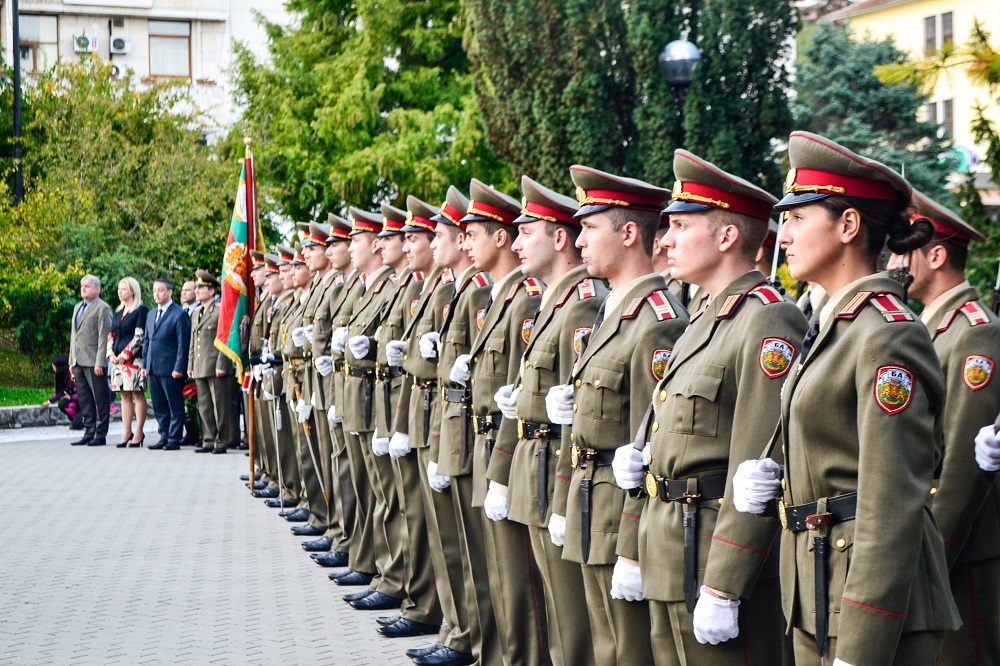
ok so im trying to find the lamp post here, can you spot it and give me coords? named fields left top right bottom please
left=657, top=39, right=701, bottom=119
left=12, top=0, right=24, bottom=204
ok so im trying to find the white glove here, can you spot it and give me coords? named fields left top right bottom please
left=331, top=327, right=348, bottom=353
left=327, top=406, right=336, bottom=423
left=261, top=363, right=276, bottom=376
left=975, top=424, right=1000, bottom=472
left=732, top=458, right=782, bottom=514
left=610, top=557, right=643, bottom=601
left=252, top=364, right=263, bottom=382
left=314, top=355, right=334, bottom=377
left=483, top=484, right=509, bottom=521
left=304, top=325, right=314, bottom=343
left=389, top=432, right=411, bottom=458
left=291, top=327, right=306, bottom=348
left=263, top=389, right=275, bottom=401
left=261, top=351, right=275, bottom=364
left=494, top=384, right=519, bottom=420
left=548, top=514, right=566, bottom=547
left=419, top=332, right=440, bottom=359
left=449, top=354, right=471, bottom=386
left=832, top=660, right=855, bottom=666
left=427, top=461, right=451, bottom=492
left=348, top=335, right=370, bottom=360
left=545, top=384, right=574, bottom=425
left=372, top=431, right=390, bottom=456
left=693, top=586, right=740, bottom=645
left=386, top=340, right=406, bottom=367
left=296, top=399, right=312, bottom=423
left=612, top=443, right=647, bottom=490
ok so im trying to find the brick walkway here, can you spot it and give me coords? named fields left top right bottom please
left=0, top=423, right=416, bottom=665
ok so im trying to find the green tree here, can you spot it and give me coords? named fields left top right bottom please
left=230, top=0, right=511, bottom=222
left=795, top=22, right=952, bottom=201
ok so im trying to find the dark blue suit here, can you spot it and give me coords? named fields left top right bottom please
left=142, top=302, right=191, bottom=445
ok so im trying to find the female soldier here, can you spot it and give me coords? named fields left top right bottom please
left=733, top=131, right=959, bottom=665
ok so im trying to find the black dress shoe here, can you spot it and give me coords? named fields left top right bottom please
left=312, top=550, right=349, bottom=567
left=301, top=536, right=332, bottom=551
left=87, top=437, right=107, bottom=446
left=406, top=643, right=446, bottom=659
left=350, top=591, right=403, bottom=611
left=264, top=498, right=297, bottom=509
left=211, top=447, right=227, bottom=454
left=412, top=647, right=476, bottom=666
left=164, top=443, right=181, bottom=450
left=376, top=614, right=401, bottom=627
left=252, top=487, right=279, bottom=499
left=341, top=587, right=376, bottom=602
left=71, top=435, right=94, bottom=446
left=291, top=524, right=324, bottom=537
left=239, top=473, right=261, bottom=482
left=246, top=480, right=267, bottom=490
left=148, top=441, right=166, bottom=450
left=332, top=571, right=374, bottom=586
left=283, top=508, right=311, bottom=523
left=376, top=617, right=440, bottom=638
left=194, top=446, right=213, bottom=453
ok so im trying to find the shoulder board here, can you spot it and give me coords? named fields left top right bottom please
left=961, top=300, right=991, bottom=327
left=749, top=284, right=784, bottom=304
left=374, top=276, right=392, bottom=294
left=645, top=290, right=677, bottom=321
left=834, top=291, right=875, bottom=320
left=522, top=277, right=543, bottom=296
left=716, top=293, right=748, bottom=320
left=414, top=270, right=424, bottom=281
left=471, top=272, right=489, bottom=288
left=621, top=297, right=645, bottom=320
left=441, top=269, right=456, bottom=284
left=555, top=283, right=577, bottom=308
left=578, top=278, right=598, bottom=300
left=334, top=273, right=345, bottom=287
left=869, top=293, right=914, bottom=322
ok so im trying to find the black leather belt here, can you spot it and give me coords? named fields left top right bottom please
left=346, top=366, right=374, bottom=378
left=571, top=446, right=614, bottom=469
left=444, top=388, right=468, bottom=403
left=574, top=445, right=615, bottom=563
left=333, top=360, right=345, bottom=373
left=377, top=366, right=403, bottom=381
left=474, top=414, right=502, bottom=466
left=517, top=420, right=561, bottom=441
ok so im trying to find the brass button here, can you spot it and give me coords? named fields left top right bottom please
left=570, top=433, right=575, bottom=442
left=377, top=326, right=382, bottom=333
left=471, top=379, right=475, bottom=387
left=652, top=421, right=659, bottom=433
left=473, top=356, right=479, bottom=363
left=781, top=478, right=787, bottom=490
left=835, top=538, right=846, bottom=549
left=524, top=360, right=530, bottom=368
left=533, top=361, right=538, bottom=367
left=449, top=338, right=454, bottom=344
left=403, top=355, right=408, bottom=361
left=575, top=379, right=582, bottom=389
left=929, top=487, right=938, bottom=495
left=572, top=403, right=578, bottom=413
left=594, top=379, right=601, bottom=388
left=659, top=390, right=667, bottom=402
left=555, top=449, right=561, bottom=457
left=487, top=346, right=492, bottom=353
left=718, top=498, right=724, bottom=506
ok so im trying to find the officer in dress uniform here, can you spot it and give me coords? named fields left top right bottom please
left=735, top=131, right=961, bottom=665
left=545, top=165, right=688, bottom=666
left=246, top=252, right=281, bottom=499
left=311, top=215, right=360, bottom=568
left=612, top=151, right=807, bottom=664
left=495, top=176, right=609, bottom=666
left=887, top=191, right=1000, bottom=666
left=455, top=179, right=549, bottom=666
left=396, top=187, right=480, bottom=665
left=186, top=270, right=234, bottom=454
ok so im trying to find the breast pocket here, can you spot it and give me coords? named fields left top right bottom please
left=524, top=342, right=558, bottom=398
left=482, top=335, right=507, bottom=378
left=580, top=358, right=626, bottom=424
left=445, top=323, right=468, bottom=357
left=667, top=364, right=724, bottom=437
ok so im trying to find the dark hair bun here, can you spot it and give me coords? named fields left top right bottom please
left=886, top=212, right=933, bottom=254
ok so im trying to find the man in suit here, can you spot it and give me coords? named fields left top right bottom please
left=180, top=280, right=199, bottom=316
left=143, top=277, right=192, bottom=450
left=187, top=270, right=235, bottom=454
left=69, top=274, right=113, bottom=446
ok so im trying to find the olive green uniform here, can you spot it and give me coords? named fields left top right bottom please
left=563, top=273, right=688, bottom=666
left=778, top=275, right=960, bottom=665
left=188, top=299, right=236, bottom=449
left=503, top=265, right=608, bottom=666
left=265, top=291, right=301, bottom=504
left=248, top=292, right=277, bottom=488
left=921, top=284, right=1000, bottom=666
left=635, top=273, right=806, bottom=665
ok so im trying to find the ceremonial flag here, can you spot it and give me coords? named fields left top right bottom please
left=215, top=141, right=262, bottom=381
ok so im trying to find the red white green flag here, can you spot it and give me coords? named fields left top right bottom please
left=214, top=144, right=262, bottom=381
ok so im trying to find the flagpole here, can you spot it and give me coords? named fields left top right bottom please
left=244, top=136, right=257, bottom=485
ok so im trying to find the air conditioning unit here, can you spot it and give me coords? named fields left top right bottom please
left=110, top=36, right=132, bottom=54
left=73, top=34, right=99, bottom=53
left=110, top=64, right=122, bottom=77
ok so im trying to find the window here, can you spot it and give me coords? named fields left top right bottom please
left=941, top=12, right=953, bottom=46
left=18, top=15, right=57, bottom=74
left=942, top=99, right=953, bottom=138
left=924, top=15, right=936, bottom=54
left=925, top=103, right=937, bottom=125
left=148, top=21, right=190, bottom=79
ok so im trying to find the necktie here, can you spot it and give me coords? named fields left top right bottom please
left=156, top=308, right=164, bottom=325
left=484, top=294, right=494, bottom=312
left=802, top=296, right=814, bottom=324
left=75, top=301, right=88, bottom=330
left=800, top=317, right=821, bottom=361
left=592, top=300, right=607, bottom=334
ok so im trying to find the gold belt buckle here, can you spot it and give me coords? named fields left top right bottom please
left=571, top=444, right=580, bottom=469
left=473, top=418, right=481, bottom=436
left=644, top=471, right=658, bottom=499
left=778, top=499, right=788, bottom=530
left=517, top=419, right=525, bottom=441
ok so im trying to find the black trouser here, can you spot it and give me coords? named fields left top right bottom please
left=74, top=365, right=110, bottom=438
left=149, top=373, right=185, bottom=444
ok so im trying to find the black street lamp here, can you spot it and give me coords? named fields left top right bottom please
left=657, top=39, right=701, bottom=117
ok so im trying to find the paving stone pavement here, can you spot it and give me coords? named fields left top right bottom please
left=0, top=423, right=419, bottom=666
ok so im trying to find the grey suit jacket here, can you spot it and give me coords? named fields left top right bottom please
left=69, top=297, right=112, bottom=369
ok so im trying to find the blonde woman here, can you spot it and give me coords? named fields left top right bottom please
left=107, top=277, right=150, bottom=447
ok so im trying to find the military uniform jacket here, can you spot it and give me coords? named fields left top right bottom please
left=468, top=268, right=544, bottom=506
left=501, top=265, right=609, bottom=527
left=778, top=274, right=959, bottom=665
left=249, top=291, right=268, bottom=358
left=632, top=272, right=807, bottom=602
left=303, top=270, right=345, bottom=411
left=280, top=289, right=309, bottom=401
left=434, top=266, right=492, bottom=476
left=373, top=267, right=424, bottom=437
left=322, top=271, right=362, bottom=418
left=342, top=268, right=396, bottom=434
left=924, top=285, right=1000, bottom=568
left=563, top=273, right=688, bottom=565
left=187, top=299, right=231, bottom=378
left=396, top=266, right=455, bottom=445
left=263, top=291, right=294, bottom=398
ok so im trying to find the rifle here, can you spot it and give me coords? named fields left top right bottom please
left=992, top=261, right=1000, bottom=315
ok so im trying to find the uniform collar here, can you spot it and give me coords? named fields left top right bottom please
left=919, top=280, right=972, bottom=327
left=819, top=272, right=882, bottom=330
left=605, top=273, right=653, bottom=316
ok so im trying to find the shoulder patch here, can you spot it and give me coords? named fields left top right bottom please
left=621, top=297, right=645, bottom=320
left=645, top=290, right=676, bottom=321
left=573, top=327, right=591, bottom=355
left=961, top=301, right=991, bottom=327
left=874, top=365, right=914, bottom=415
left=750, top=285, right=784, bottom=304
left=964, top=355, right=994, bottom=391
left=476, top=308, right=487, bottom=331
left=869, top=293, right=913, bottom=322
left=835, top=291, right=875, bottom=320
left=522, top=277, right=543, bottom=296
left=472, top=272, right=489, bottom=288
left=651, top=348, right=672, bottom=380
left=442, top=303, right=451, bottom=321
left=409, top=298, right=420, bottom=317
left=441, top=269, right=456, bottom=284
left=521, top=318, right=535, bottom=344
left=578, top=278, right=598, bottom=300
left=759, top=338, right=796, bottom=378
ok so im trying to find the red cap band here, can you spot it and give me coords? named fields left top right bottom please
left=352, top=218, right=381, bottom=234
left=674, top=181, right=773, bottom=221
left=522, top=201, right=577, bottom=225
left=468, top=200, right=517, bottom=225
left=382, top=216, right=406, bottom=233
left=788, top=168, right=900, bottom=202
left=439, top=201, right=464, bottom=226
left=406, top=212, right=436, bottom=232
left=578, top=188, right=662, bottom=211
left=913, top=212, right=972, bottom=247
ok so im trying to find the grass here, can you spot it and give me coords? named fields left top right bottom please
left=0, top=347, right=42, bottom=388
left=0, top=386, right=51, bottom=407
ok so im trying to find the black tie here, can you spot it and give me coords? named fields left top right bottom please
left=75, top=301, right=88, bottom=330
left=156, top=308, right=164, bottom=325
left=800, top=317, right=821, bottom=361
left=592, top=300, right=607, bottom=334
left=802, top=297, right=814, bottom=324
left=484, top=294, right=494, bottom=312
